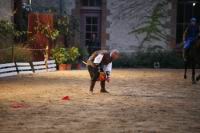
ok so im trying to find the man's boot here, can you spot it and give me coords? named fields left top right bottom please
left=89, top=81, right=96, bottom=94
left=100, top=81, right=109, bottom=93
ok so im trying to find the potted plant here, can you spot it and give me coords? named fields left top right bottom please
left=65, top=47, right=80, bottom=70
left=51, top=48, right=68, bottom=70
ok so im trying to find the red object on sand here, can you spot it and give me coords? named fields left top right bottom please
left=62, top=96, right=70, bottom=101
left=10, top=102, right=29, bottom=109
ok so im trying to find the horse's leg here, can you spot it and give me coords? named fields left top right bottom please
left=184, top=61, right=188, bottom=79
left=196, top=74, right=200, bottom=81
left=196, top=67, right=200, bottom=82
left=192, top=62, right=196, bottom=84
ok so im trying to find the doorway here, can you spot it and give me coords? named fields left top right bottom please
left=80, top=0, right=102, bottom=51
left=81, top=11, right=101, bottom=47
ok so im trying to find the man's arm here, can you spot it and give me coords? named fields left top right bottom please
left=103, top=63, right=112, bottom=80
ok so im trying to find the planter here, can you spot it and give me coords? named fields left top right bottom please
left=76, top=64, right=82, bottom=70
left=59, top=64, right=68, bottom=71
left=66, top=64, right=72, bottom=70
left=59, top=64, right=72, bottom=70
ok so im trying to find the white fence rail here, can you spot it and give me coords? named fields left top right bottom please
left=0, top=60, right=57, bottom=78
left=47, top=60, right=57, bottom=72
left=16, top=62, right=33, bottom=74
left=33, top=61, right=47, bottom=73
left=0, top=63, right=17, bottom=78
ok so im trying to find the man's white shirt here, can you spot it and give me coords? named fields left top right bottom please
left=93, top=54, right=112, bottom=74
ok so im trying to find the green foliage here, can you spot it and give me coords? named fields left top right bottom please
left=52, top=47, right=80, bottom=64
left=55, top=15, right=79, bottom=46
left=34, top=23, right=59, bottom=41
left=0, top=20, right=29, bottom=39
left=113, top=51, right=184, bottom=69
left=66, top=47, right=80, bottom=64
left=52, top=48, right=68, bottom=64
left=78, top=47, right=89, bottom=60
left=130, top=0, right=169, bottom=48
left=14, top=45, right=32, bottom=62
left=0, top=20, right=29, bottom=46
left=0, top=20, right=15, bottom=38
left=56, top=15, right=79, bottom=36
left=0, top=44, right=32, bottom=63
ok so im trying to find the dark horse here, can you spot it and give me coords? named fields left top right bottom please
left=184, top=38, right=200, bottom=84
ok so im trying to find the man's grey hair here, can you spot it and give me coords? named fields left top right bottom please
left=110, top=49, right=120, bottom=55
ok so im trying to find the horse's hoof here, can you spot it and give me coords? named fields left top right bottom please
left=184, top=75, right=187, bottom=79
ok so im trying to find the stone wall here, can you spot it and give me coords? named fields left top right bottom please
left=106, top=0, right=174, bottom=53
left=31, top=0, right=60, bottom=14
left=30, top=0, right=176, bottom=53
left=0, top=0, right=13, bottom=21
left=62, top=0, right=75, bottom=15
left=31, top=0, right=75, bottom=15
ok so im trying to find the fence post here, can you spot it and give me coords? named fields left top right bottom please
left=12, top=43, right=14, bottom=62
left=44, top=45, right=49, bottom=70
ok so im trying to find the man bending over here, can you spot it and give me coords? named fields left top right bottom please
left=87, top=49, right=120, bottom=94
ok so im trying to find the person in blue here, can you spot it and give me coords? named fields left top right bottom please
left=183, top=18, right=199, bottom=61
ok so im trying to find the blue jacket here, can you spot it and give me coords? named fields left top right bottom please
left=185, top=25, right=199, bottom=39
left=183, top=25, right=199, bottom=49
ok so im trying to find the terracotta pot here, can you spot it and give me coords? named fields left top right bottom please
left=76, top=64, right=81, bottom=70
left=59, top=64, right=67, bottom=71
left=66, top=64, right=72, bottom=70
left=59, top=64, right=72, bottom=70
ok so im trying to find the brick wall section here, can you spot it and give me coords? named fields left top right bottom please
left=0, top=0, right=13, bottom=21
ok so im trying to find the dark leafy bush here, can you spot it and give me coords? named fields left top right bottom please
left=0, top=45, right=32, bottom=63
left=113, top=50, right=184, bottom=68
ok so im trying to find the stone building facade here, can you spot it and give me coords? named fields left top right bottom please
left=30, top=0, right=178, bottom=53
left=1, top=0, right=200, bottom=53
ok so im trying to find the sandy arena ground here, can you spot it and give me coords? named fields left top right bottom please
left=0, top=69, right=200, bottom=133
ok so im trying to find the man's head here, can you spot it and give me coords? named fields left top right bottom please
left=191, top=17, right=197, bottom=26
left=110, top=49, right=120, bottom=60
